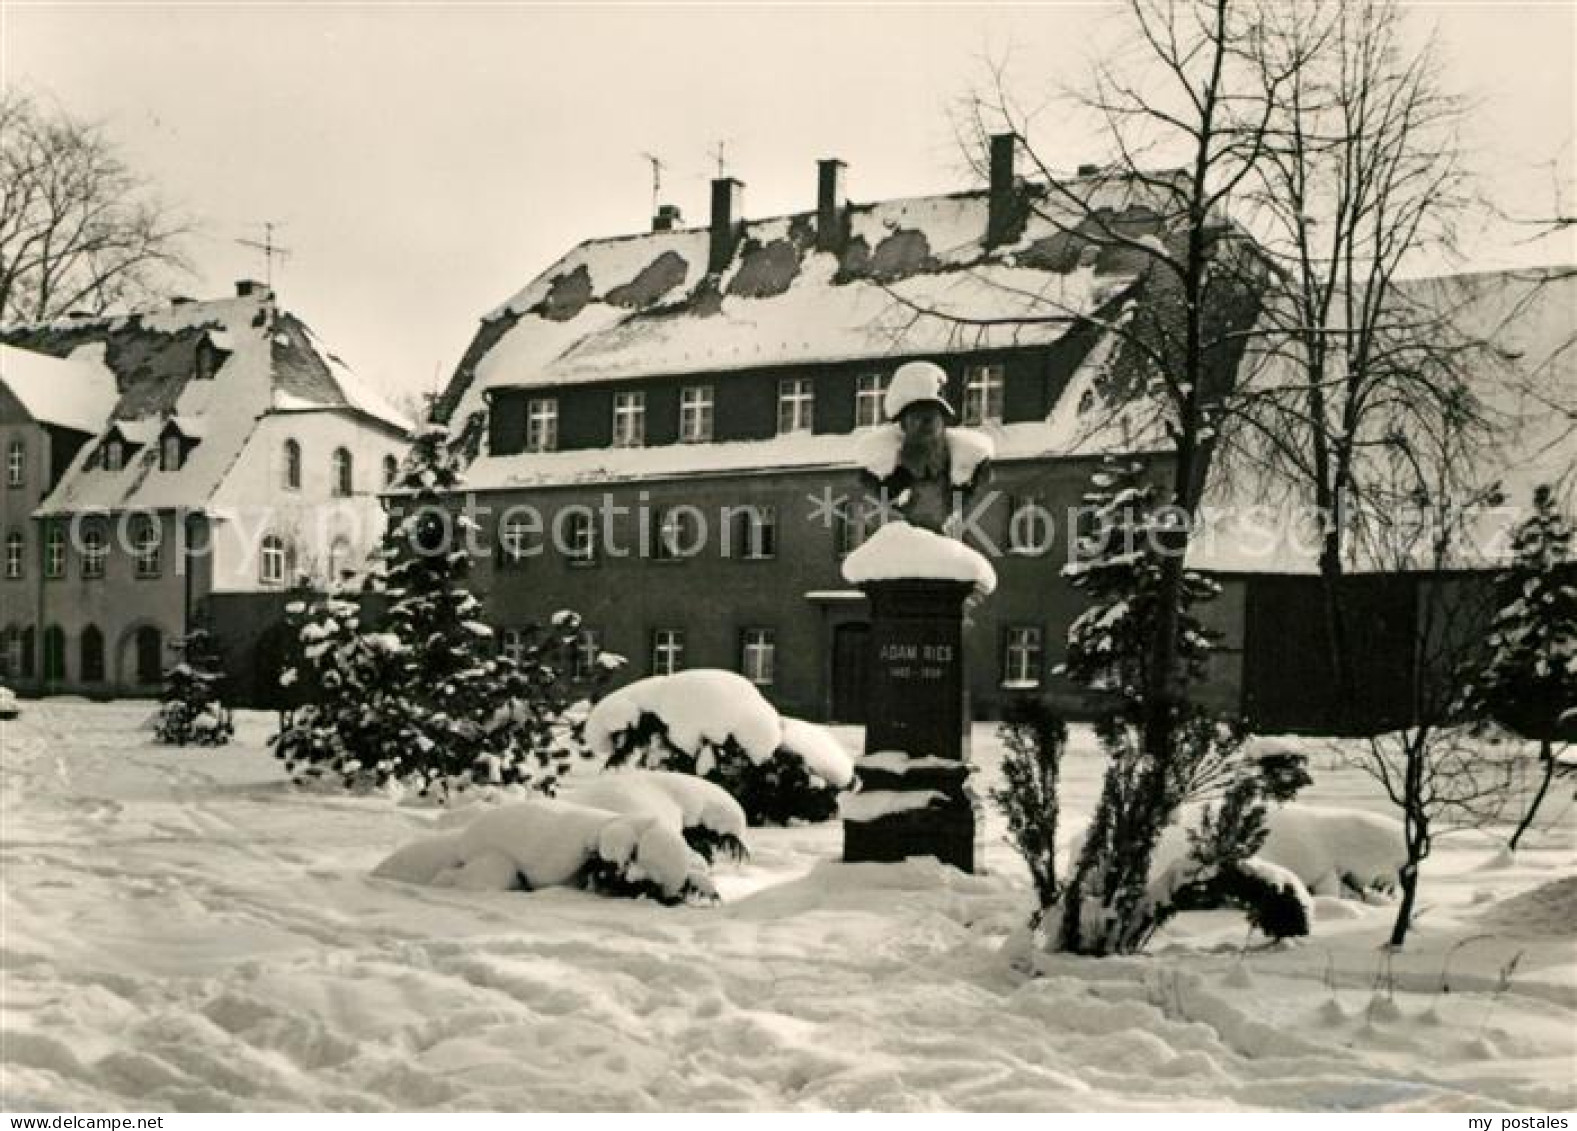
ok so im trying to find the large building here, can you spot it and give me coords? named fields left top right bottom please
left=1, top=283, right=411, bottom=699
left=430, top=137, right=1257, bottom=722
left=433, top=136, right=1575, bottom=730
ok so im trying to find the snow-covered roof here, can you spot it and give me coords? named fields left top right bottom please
left=0, top=342, right=117, bottom=433
left=1, top=291, right=412, bottom=515
left=436, top=177, right=1172, bottom=426
left=1189, top=266, right=1577, bottom=575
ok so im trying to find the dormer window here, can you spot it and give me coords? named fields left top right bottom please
left=777, top=378, right=814, bottom=435
left=526, top=398, right=559, bottom=453
left=963, top=364, right=1005, bottom=426
left=612, top=392, right=645, bottom=448
left=194, top=335, right=228, bottom=380
left=101, top=438, right=125, bottom=472
left=855, top=374, right=887, bottom=429
left=161, top=432, right=184, bottom=472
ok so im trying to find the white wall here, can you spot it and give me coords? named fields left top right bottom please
left=208, top=409, right=407, bottom=593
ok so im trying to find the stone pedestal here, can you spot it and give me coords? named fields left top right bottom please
left=842, top=578, right=981, bottom=872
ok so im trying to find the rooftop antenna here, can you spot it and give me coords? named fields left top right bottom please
left=710, top=139, right=730, bottom=179
left=640, top=152, right=666, bottom=215
left=236, top=221, right=293, bottom=290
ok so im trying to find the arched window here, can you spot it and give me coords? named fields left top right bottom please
left=260, top=535, right=288, bottom=585
left=80, top=625, right=105, bottom=683
left=327, top=537, right=353, bottom=581
left=161, top=432, right=184, bottom=472
left=332, top=447, right=353, bottom=497
left=134, top=626, right=162, bottom=685
left=283, top=439, right=301, bottom=491
left=42, top=625, right=66, bottom=682
left=1, top=626, right=20, bottom=679
left=382, top=453, right=399, bottom=487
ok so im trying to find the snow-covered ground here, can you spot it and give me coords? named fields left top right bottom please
left=2, top=700, right=1572, bottom=1112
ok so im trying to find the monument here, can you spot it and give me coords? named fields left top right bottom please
left=840, top=361, right=996, bottom=872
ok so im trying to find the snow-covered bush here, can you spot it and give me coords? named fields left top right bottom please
left=586, top=670, right=854, bottom=824
left=373, top=788, right=726, bottom=905
left=990, top=698, right=1067, bottom=922
left=153, top=629, right=233, bottom=747
left=1148, top=856, right=1313, bottom=941
left=272, top=425, right=605, bottom=799
left=560, top=770, right=748, bottom=863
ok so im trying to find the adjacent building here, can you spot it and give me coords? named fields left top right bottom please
left=1, top=283, right=411, bottom=699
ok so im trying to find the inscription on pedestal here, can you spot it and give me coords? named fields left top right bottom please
left=844, top=578, right=981, bottom=872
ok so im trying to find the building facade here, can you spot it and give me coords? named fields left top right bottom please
left=431, top=137, right=1251, bottom=722
left=1, top=283, right=411, bottom=698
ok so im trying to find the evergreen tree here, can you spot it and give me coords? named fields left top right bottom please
left=1055, top=457, right=1239, bottom=955
left=272, top=425, right=600, bottom=799
left=153, top=628, right=234, bottom=746
left=1460, top=484, right=1577, bottom=849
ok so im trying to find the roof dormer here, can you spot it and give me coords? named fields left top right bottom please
left=95, top=420, right=155, bottom=472
left=194, top=331, right=232, bottom=380
left=157, top=417, right=203, bottom=471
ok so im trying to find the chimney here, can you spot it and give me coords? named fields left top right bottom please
left=986, top=132, right=1022, bottom=247
left=235, top=279, right=271, bottom=299
left=709, top=177, right=744, bottom=273
left=652, top=203, right=683, bottom=232
left=816, top=158, right=847, bottom=253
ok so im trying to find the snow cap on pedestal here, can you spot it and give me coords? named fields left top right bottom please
left=884, top=360, right=955, bottom=421
left=841, top=520, right=997, bottom=595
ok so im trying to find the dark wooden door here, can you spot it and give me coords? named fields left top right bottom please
left=831, top=622, right=871, bottom=724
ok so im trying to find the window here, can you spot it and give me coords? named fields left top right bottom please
left=962, top=364, right=1005, bottom=426
left=161, top=433, right=183, bottom=472
left=327, top=537, right=353, bottom=581
left=1002, top=626, right=1043, bottom=689
left=734, top=505, right=776, bottom=560
left=563, top=509, right=597, bottom=566
left=134, top=626, right=162, bottom=685
left=19, top=626, right=35, bottom=678
left=194, top=338, right=222, bottom=380
left=134, top=520, right=161, bottom=578
left=6, top=440, right=23, bottom=487
left=44, top=525, right=64, bottom=578
left=4, top=530, right=22, bottom=579
left=653, top=507, right=700, bottom=561
left=80, top=625, right=104, bottom=683
left=1007, top=494, right=1052, bottom=555
left=260, top=534, right=289, bottom=585
left=571, top=628, right=602, bottom=681
left=612, top=391, right=645, bottom=448
left=283, top=439, right=302, bottom=490
left=42, top=626, right=65, bottom=682
left=0, top=627, right=20, bottom=679
left=499, top=628, right=526, bottom=664
left=651, top=629, right=685, bottom=675
left=741, top=628, right=776, bottom=686
left=102, top=438, right=125, bottom=472
left=679, top=386, right=714, bottom=443
left=526, top=397, right=559, bottom=453
left=854, top=373, right=887, bottom=428
left=498, top=515, right=533, bottom=567
left=777, top=378, right=814, bottom=435
left=81, top=526, right=107, bottom=579
left=332, top=447, right=353, bottom=496
left=382, top=453, right=400, bottom=487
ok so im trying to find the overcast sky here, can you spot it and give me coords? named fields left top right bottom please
left=4, top=1, right=1573, bottom=405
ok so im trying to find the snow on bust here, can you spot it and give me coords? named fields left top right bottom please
left=841, top=520, right=997, bottom=596
left=855, top=424, right=995, bottom=488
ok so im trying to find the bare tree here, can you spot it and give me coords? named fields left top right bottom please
left=1223, top=0, right=1484, bottom=724
left=0, top=90, right=191, bottom=324
left=1347, top=379, right=1513, bottom=948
